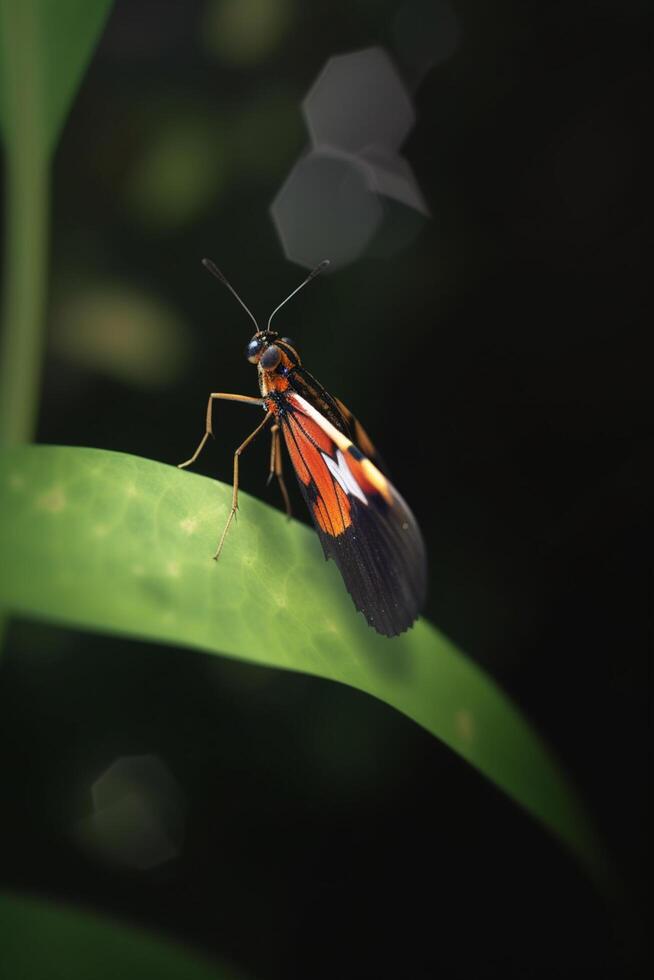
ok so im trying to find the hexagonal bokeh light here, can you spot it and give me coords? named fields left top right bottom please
left=271, top=46, right=429, bottom=270
left=302, top=47, right=415, bottom=154
left=360, top=145, right=429, bottom=216
left=77, top=754, right=186, bottom=871
left=271, top=149, right=384, bottom=270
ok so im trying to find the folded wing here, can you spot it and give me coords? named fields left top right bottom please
left=281, top=392, right=427, bottom=637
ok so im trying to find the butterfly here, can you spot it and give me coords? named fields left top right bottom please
left=178, top=259, right=427, bottom=637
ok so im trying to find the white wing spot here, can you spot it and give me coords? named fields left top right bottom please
left=323, top=449, right=367, bottom=504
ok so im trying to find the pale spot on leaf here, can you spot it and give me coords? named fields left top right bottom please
left=92, top=524, right=110, bottom=538
left=9, top=473, right=24, bottom=490
left=166, top=561, right=181, bottom=578
left=455, top=708, right=475, bottom=743
left=36, top=486, right=66, bottom=513
left=179, top=516, right=198, bottom=535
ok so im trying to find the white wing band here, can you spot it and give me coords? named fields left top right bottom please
left=323, top=449, right=368, bottom=505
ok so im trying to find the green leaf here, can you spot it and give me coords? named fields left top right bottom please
left=0, top=891, right=242, bottom=979
left=0, top=445, right=609, bottom=889
left=0, top=0, right=113, bottom=153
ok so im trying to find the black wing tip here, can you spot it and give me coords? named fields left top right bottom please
left=355, top=582, right=426, bottom=637
left=315, top=497, right=427, bottom=639
left=366, top=612, right=421, bottom=638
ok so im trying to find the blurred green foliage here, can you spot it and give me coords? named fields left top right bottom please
left=0, top=891, right=240, bottom=979
left=0, top=0, right=113, bottom=152
left=0, top=0, right=113, bottom=444
left=125, top=115, right=226, bottom=231
left=202, top=0, right=294, bottom=66
left=51, top=280, right=191, bottom=387
left=0, top=444, right=608, bottom=889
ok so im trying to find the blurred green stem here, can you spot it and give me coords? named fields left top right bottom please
left=0, top=0, right=50, bottom=446
left=0, top=1, right=50, bottom=656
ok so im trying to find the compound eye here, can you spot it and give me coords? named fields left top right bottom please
left=246, top=338, right=262, bottom=363
left=260, top=345, right=281, bottom=370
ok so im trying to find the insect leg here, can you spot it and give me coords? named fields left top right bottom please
left=178, top=393, right=264, bottom=469
left=213, top=412, right=273, bottom=561
left=267, top=423, right=292, bottom=519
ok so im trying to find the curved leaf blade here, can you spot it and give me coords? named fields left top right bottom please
left=0, top=446, right=609, bottom=887
left=0, top=891, right=241, bottom=979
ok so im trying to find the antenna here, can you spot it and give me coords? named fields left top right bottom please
left=202, top=258, right=259, bottom=333
left=267, top=259, right=330, bottom=332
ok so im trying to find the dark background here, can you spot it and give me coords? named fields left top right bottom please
left=1, top=0, right=651, bottom=976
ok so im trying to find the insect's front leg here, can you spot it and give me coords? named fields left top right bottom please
left=213, top=411, right=273, bottom=561
left=178, top=392, right=264, bottom=469
left=267, top=423, right=292, bottom=519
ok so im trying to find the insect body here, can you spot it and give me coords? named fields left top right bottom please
left=179, top=260, right=427, bottom=637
